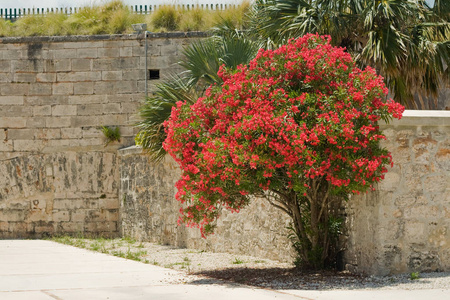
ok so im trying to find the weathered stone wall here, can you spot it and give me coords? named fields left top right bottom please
left=0, top=33, right=205, bottom=237
left=2, top=32, right=448, bottom=274
left=119, top=146, right=294, bottom=262
left=344, top=110, right=450, bottom=275
left=119, top=111, right=449, bottom=274
left=0, top=152, right=118, bottom=237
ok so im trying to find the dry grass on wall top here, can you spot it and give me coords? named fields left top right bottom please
left=150, top=2, right=250, bottom=33
left=0, top=0, right=250, bottom=37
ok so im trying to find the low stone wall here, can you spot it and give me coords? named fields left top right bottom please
left=0, top=152, right=118, bottom=237
left=119, top=146, right=294, bottom=262
left=344, top=110, right=450, bottom=275
left=119, top=111, right=449, bottom=275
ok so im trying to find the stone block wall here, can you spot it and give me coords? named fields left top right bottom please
left=0, top=33, right=205, bottom=238
left=344, top=111, right=450, bottom=275
left=119, top=111, right=449, bottom=275
left=0, top=152, right=118, bottom=237
left=1, top=32, right=448, bottom=275
left=119, top=146, right=295, bottom=262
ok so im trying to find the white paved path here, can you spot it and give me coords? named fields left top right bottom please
left=0, top=240, right=300, bottom=300
left=0, top=240, right=448, bottom=300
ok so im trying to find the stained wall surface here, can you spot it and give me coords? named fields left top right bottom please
left=119, top=146, right=295, bottom=262
left=344, top=111, right=450, bottom=275
left=0, top=33, right=204, bottom=237
left=119, top=111, right=450, bottom=275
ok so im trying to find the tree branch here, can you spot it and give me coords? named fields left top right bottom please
left=318, top=180, right=331, bottom=221
left=291, top=193, right=312, bottom=255
left=256, top=189, right=292, bottom=216
left=267, top=199, right=291, bottom=215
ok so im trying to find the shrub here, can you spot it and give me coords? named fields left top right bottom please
left=0, top=0, right=145, bottom=37
left=213, top=1, right=251, bottom=31
left=0, top=19, right=13, bottom=36
left=164, top=34, right=404, bottom=269
left=65, top=1, right=143, bottom=35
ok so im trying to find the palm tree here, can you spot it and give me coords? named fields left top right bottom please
left=135, top=35, right=259, bottom=161
left=249, top=0, right=449, bottom=109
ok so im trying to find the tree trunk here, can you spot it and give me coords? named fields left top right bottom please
left=274, top=178, right=341, bottom=270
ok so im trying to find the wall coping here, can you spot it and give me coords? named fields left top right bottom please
left=118, top=110, right=450, bottom=156
left=381, top=109, right=450, bottom=127
left=402, top=110, right=450, bottom=118
left=119, top=110, right=449, bottom=155
left=0, top=32, right=209, bottom=44
left=118, top=145, right=144, bottom=157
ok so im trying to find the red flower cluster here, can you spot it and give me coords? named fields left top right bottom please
left=164, top=34, right=404, bottom=237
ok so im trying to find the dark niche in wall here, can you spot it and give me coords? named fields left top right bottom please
left=148, top=69, right=160, bottom=80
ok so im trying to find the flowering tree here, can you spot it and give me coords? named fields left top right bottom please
left=164, top=34, right=404, bottom=269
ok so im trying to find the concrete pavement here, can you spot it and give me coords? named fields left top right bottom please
left=0, top=240, right=300, bottom=300
left=0, top=240, right=448, bottom=300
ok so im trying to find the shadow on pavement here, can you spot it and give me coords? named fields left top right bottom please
left=189, top=267, right=439, bottom=290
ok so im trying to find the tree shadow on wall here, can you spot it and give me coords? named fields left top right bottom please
left=188, top=267, right=444, bottom=290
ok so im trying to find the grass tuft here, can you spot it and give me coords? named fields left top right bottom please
left=150, top=5, right=180, bottom=31
left=122, top=236, right=137, bottom=244
left=232, top=257, right=245, bottom=264
left=101, top=126, right=121, bottom=146
left=178, top=8, right=208, bottom=32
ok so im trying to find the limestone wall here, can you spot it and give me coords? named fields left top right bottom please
left=119, top=146, right=295, bottom=262
left=0, top=152, right=118, bottom=237
left=1, top=33, right=448, bottom=275
left=119, top=111, right=449, bottom=275
left=0, top=33, right=204, bottom=238
left=344, top=111, right=450, bottom=275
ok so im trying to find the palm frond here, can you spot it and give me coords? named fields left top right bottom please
left=221, top=37, right=260, bottom=69
left=135, top=74, right=198, bottom=162
left=180, top=36, right=260, bottom=85
left=432, top=0, right=450, bottom=20
left=136, top=35, right=259, bottom=162
left=249, top=0, right=449, bottom=109
left=180, top=37, right=223, bottom=85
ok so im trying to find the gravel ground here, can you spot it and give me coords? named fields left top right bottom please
left=137, top=242, right=450, bottom=290
left=53, top=237, right=450, bottom=291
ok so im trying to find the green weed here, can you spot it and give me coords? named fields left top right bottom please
left=125, top=248, right=146, bottom=261
left=101, top=126, right=121, bottom=146
left=112, top=249, right=125, bottom=257
left=173, top=261, right=191, bottom=269
left=90, top=238, right=108, bottom=253
left=410, top=272, right=420, bottom=280
left=122, top=236, right=137, bottom=244
left=232, top=257, right=244, bottom=264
